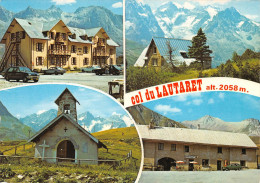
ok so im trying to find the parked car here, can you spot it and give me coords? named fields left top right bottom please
left=80, top=65, right=101, bottom=73
left=4, top=66, right=39, bottom=82
left=222, top=163, right=242, bottom=171
left=43, top=67, right=66, bottom=75
left=93, top=65, right=122, bottom=75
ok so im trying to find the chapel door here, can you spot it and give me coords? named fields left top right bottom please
left=57, top=140, right=75, bottom=162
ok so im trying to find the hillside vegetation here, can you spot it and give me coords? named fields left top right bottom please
left=0, top=127, right=141, bottom=183
left=127, top=49, right=260, bottom=92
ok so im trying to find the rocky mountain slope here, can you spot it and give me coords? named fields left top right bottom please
left=127, top=104, right=186, bottom=128
left=182, top=115, right=260, bottom=136
left=0, top=101, right=34, bottom=140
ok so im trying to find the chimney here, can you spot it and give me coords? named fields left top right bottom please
left=149, top=119, right=155, bottom=129
left=197, top=124, right=200, bottom=130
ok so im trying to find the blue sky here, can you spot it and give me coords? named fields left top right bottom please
left=140, top=0, right=260, bottom=22
left=143, top=91, right=260, bottom=122
left=0, top=84, right=127, bottom=118
left=0, top=0, right=123, bottom=15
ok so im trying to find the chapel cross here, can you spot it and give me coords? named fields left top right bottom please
left=64, top=127, right=68, bottom=132
left=39, top=140, right=49, bottom=160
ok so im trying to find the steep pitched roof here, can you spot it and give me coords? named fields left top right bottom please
left=54, top=88, right=80, bottom=105
left=107, top=39, right=119, bottom=47
left=147, top=37, right=196, bottom=66
left=137, top=125, right=258, bottom=149
left=134, top=46, right=148, bottom=67
left=85, top=27, right=103, bottom=37
left=28, top=113, right=99, bottom=144
left=42, top=19, right=61, bottom=32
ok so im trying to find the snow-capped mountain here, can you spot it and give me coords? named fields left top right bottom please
left=126, top=1, right=260, bottom=67
left=20, top=109, right=133, bottom=133
left=125, top=0, right=164, bottom=44
left=181, top=115, right=260, bottom=136
left=0, top=5, right=123, bottom=55
left=20, top=109, right=57, bottom=131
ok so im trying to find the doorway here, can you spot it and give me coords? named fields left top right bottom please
left=217, top=160, right=222, bottom=170
left=57, top=140, right=75, bottom=162
left=158, top=157, right=176, bottom=171
left=189, top=159, right=194, bottom=171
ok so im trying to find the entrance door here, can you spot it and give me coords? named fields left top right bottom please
left=189, top=159, right=194, bottom=171
left=158, top=157, right=176, bottom=171
left=57, top=140, right=75, bottom=162
left=217, top=160, right=222, bottom=170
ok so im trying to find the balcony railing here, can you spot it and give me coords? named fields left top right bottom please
left=55, top=36, right=66, bottom=43
left=49, top=49, right=71, bottom=55
left=11, top=37, right=21, bottom=43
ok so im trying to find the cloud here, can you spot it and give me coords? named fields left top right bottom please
left=219, top=92, right=225, bottom=99
left=51, top=0, right=76, bottom=5
left=122, top=116, right=134, bottom=127
left=208, top=98, right=214, bottom=104
left=245, top=14, right=258, bottom=21
left=172, top=94, right=187, bottom=101
left=112, top=2, right=123, bottom=8
left=154, top=104, right=181, bottom=115
left=193, top=99, right=203, bottom=105
left=183, top=2, right=195, bottom=9
left=37, top=110, right=47, bottom=115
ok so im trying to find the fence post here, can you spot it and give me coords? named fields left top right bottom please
left=15, top=147, right=17, bottom=155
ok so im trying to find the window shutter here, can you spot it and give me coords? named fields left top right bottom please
left=41, top=43, right=43, bottom=52
left=36, top=43, right=38, bottom=51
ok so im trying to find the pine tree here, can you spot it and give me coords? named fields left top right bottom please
left=188, top=28, right=212, bottom=70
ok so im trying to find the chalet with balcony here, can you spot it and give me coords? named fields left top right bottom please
left=0, top=18, right=119, bottom=72
left=134, top=37, right=211, bottom=69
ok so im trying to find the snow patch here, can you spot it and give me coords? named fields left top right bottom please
left=252, top=21, right=260, bottom=26
left=183, top=2, right=195, bottom=10
left=89, top=120, right=101, bottom=131
left=161, top=17, right=171, bottom=25
left=237, top=21, right=244, bottom=28
left=160, top=8, right=167, bottom=12
left=173, top=2, right=182, bottom=9
left=78, top=116, right=85, bottom=121
left=122, top=116, right=134, bottom=127
left=37, top=110, right=46, bottom=115
left=125, top=21, right=134, bottom=30
left=206, top=7, right=218, bottom=21
left=171, top=12, right=185, bottom=24
left=101, top=124, right=112, bottom=131
left=138, top=12, right=148, bottom=17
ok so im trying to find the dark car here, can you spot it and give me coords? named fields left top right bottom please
left=80, top=65, right=101, bottom=73
left=4, top=66, right=39, bottom=82
left=43, top=67, right=66, bottom=75
left=222, top=163, right=242, bottom=171
left=94, top=65, right=122, bottom=75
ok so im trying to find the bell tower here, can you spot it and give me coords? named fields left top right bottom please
left=55, top=88, right=80, bottom=122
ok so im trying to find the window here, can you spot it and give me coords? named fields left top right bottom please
left=36, top=57, right=43, bottom=66
left=158, top=143, right=164, bottom=150
left=83, top=58, right=89, bottom=65
left=202, top=159, right=209, bottom=166
left=184, top=146, right=189, bottom=152
left=110, top=48, right=113, bottom=55
left=62, top=33, right=66, bottom=40
left=36, top=43, right=43, bottom=52
left=171, top=144, right=176, bottom=151
left=11, top=33, right=15, bottom=40
left=71, top=45, right=76, bottom=53
left=152, top=59, right=158, bottom=66
left=153, top=46, right=157, bottom=54
left=242, top=148, right=246, bottom=155
left=51, top=58, right=56, bottom=65
left=50, top=32, right=55, bottom=39
left=21, top=31, right=26, bottom=39
left=218, top=147, right=222, bottom=154
left=180, top=52, right=188, bottom=58
left=71, top=57, right=76, bottom=65
left=83, top=46, right=88, bottom=54
left=64, top=104, right=70, bottom=114
left=240, top=160, right=246, bottom=166
left=62, top=57, right=67, bottom=65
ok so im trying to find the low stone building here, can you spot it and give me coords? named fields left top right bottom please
left=138, top=125, right=258, bottom=171
left=29, top=88, right=105, bottom=164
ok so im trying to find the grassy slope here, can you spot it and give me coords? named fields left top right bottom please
left=0, top=127, right=141, bottom=182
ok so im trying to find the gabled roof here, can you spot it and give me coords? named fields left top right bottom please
left=55, top=88, right=80, bottom=105
left=134, top=46, right=148, bottom=67
left=85, top=27, right=103, bottom=37
left=42, top=19, right=61, bottom=32
left=0, top=18, right=49, bottom=43
left=28, top=113, right=99, bottom=144
left=137, top=125, right=258, bottom=149
left=146, top=37, right=196, bottom=66
left=107, top=39, right=119, bottom=47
